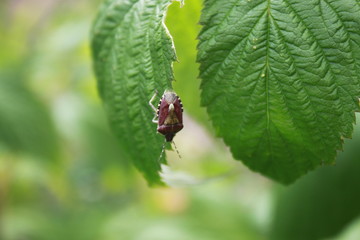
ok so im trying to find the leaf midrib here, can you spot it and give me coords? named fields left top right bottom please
left=265, top=0, right=272, bottom=159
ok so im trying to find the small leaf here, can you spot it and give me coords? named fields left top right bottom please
left=198, top=0, right=360, bottom=183
left=0, top=74, right=58, bottom=160
left=91, top=0, right=177, bottom=185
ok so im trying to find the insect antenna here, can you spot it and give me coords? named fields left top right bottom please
left=158, top=139, right=167, bottom=163
left=172, top=140, right=182, bottom=160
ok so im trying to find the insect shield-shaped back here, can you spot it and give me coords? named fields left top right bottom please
left=157, top=90, right=183, bottom=142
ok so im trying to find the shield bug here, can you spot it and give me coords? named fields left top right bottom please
left=149, top=89, right=184, bottom=161
left=149, top=89, right=184, bottom=142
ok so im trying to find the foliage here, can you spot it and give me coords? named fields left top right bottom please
left=2, top=0, right=360, bottom=239
left=92, top=0, right=360, bottom=185
left=197, top=0, right=360, bottom=184
left=91, top=0, right=178, bottom=185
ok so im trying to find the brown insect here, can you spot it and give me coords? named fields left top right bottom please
left=149, top=90, right=183, bottom=161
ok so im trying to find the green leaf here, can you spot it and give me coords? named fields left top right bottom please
left=0, top=74, right=58, bottom=160
left=91, top=0, right=178, bottom=185
left=198, top=0, right=360, bottom=183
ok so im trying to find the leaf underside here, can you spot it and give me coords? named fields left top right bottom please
left=91, top=0, right=176, bottom=185
left=198, top=0, right=360, bottom=183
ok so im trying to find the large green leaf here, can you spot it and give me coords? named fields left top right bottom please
left=198, top=0, right=360, bottom=183
left=91, top=0, right=178, bottom=185
left=0, top=75, right=58, bottom=160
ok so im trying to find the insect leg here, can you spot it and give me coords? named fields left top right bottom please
left=149, top=90, right=159, bottom=113
left=158, top=139, right=167, bottom=163
left=149, top=90, right=159, bottom=124
left=172, top=140, right=182, bottom=160
left=152, top=114, right=158, bottom=124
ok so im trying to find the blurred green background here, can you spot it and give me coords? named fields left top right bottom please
left=1, top=0, right=360, bottom=239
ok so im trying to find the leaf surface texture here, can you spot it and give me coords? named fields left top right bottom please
left=198, top=0, right=360, bottom=183
left=92, top=0, right=177, bottom=185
